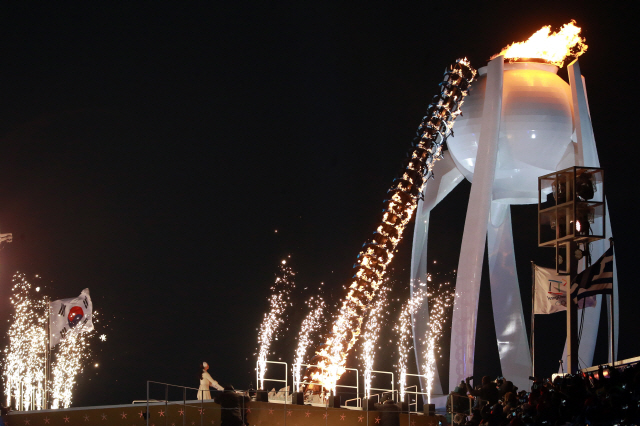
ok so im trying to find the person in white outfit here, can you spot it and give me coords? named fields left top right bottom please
left=198, top=361, right=224, bottom=400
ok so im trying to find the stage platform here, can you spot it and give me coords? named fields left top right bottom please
left=6, top=400, right=446, bottom=426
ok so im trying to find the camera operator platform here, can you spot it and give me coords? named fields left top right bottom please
left=538, top=166, right=607, bottom=374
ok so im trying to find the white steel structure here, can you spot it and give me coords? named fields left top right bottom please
left=410, top=57, right=619, bottom=395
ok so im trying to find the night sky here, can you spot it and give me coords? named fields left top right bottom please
left=1, top=2, right=638, bottom=407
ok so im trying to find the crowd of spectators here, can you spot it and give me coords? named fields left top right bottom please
left=447, top=362, right=640, bottom=425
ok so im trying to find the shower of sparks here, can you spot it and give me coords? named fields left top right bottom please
left=257, top=259, right=295, bottom=390
left=395, top=289, right=427, bottom=403
left=2, top=274, right=47, bottom=411
left=293, top=296, right=326, bottom=391
left=308, top=59, right=476, bottom=391
left=421, top=283, right=454, bottom=404
left=50, top=326, right=93, bottom=409
left=361, top=283, right=390, bottom=399
left=2, top=274, right=98, bottom=410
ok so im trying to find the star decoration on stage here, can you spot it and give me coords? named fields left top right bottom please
left=121, top=412, right=127, bottom=419
left=99, top=334, right=107, bottom=341
left=23, top=420, right=30, bottom=425
left=139, top=411, right=144, bottom=418
left=268, top=409, right=274, bottom=415
left=340, top=414, right=346, bottom=421
left=83, top=415, right=90, bottom=421
left=44, top=418, right=50, bottom=424
left=375, top=417, right=381, bottom=424
left=178, top=409, right=184, bottom=416
left=63, top=417, right=70, bottom=423
left=323, top=413, right=329, bottom=419
left=305, top=411, right=311, bottom=417
left=246, top=408, right=251, bottom=414
left=158, top=410, right=165, bottom=417
left=358, top=415, right=364, bottom=422
left=101, top=414, right=107, bottom=420
left=411, top=421, right=416, bottom=426
left=198, top=409, right=204, bottom=415
left=287, top=411, right=292, bottom=416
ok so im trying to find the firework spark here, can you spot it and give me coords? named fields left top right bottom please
left=257, top=259, right=295, bottom=390
left=421, top=283, right=453, bottom=404
left=293, top=296, right=325, bottom=391
left=360, top=283, right=390, bottom=399
left=2, top=274, right=47, bottom=411
left=395, top=289, right=426, bottom=403
left=308, top=59, right=477, bottom=390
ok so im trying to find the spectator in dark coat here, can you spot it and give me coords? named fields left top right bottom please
left=215, top=385, right=250, bottom=426
left=466, top=375, right=499, bottom=406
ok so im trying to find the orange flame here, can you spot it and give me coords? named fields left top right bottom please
left=491, top=20, right=587, bottom=67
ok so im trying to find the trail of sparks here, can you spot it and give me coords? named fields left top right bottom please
left=421, top=283, right=453, bottom=404
left=395, top=289, right=426, bottom=403
left=2, top=274, right=47, bottom=410
left=257, top=259, right=295, bottom=390
left=360, top=283, right=390, bottom=399
left=309, top=59, right=477, bottom=390
left=293, top=296, right=325, bottom=391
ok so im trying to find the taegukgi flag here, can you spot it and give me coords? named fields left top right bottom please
left=534, top=265, right=596, bottom=314
left=49, top=288, right=94, bottom=349
left=570, top=246, right=614, bottom=303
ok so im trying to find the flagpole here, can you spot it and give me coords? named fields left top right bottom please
left=608, top=238, right=615, bottom=364
left=530, top=261, right=535, bottom=378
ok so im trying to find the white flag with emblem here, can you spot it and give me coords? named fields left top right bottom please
left=534, top=266, right=596, bottom=314
left=49, top=288, right=94, bottom=349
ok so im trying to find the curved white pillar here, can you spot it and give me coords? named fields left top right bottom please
left=449, top=56, right=504, bottom=391
left=560, top=60, right=619, bottom=370
left=410, top=155, right=465, bottom=396
left=487, top=202, right=531, bottom=390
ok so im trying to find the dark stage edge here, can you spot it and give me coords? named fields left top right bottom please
left=6, top=400, right=445, bottom=426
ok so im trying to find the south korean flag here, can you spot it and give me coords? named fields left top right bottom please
left=49, top=288, right=94, bottom=349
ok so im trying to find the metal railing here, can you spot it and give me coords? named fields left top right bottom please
left=291, top=364, right=360, bottom=407
left=447, top=393, right=472, bottom=416
left=364, top=369, right=395, bottom=401
left=257, top=358, right=440, bottom=412
left=403, top=373, right=429, bottom=413
left=6, top=380, right=46, bottom=411
left=145, top=382, right=255, bottom=426
left=256, top=360, right=288, bottom=396
left=146, top=381, right=205, bottom=426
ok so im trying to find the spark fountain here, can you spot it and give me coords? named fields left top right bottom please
left=421, top=283, right=453, bottom=404
left=50, top=328, right=93, bottom=409
left=293, top=296, right=325, bottom=391
left=2, top=274, right=47, bottom=411
left=306, top=59, right=477, bottom=391
left=360, top=283, right=390, bottom=399
left=257, top=259, right=296, bottom=390
left=395, top=289, right=426, bottom=404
